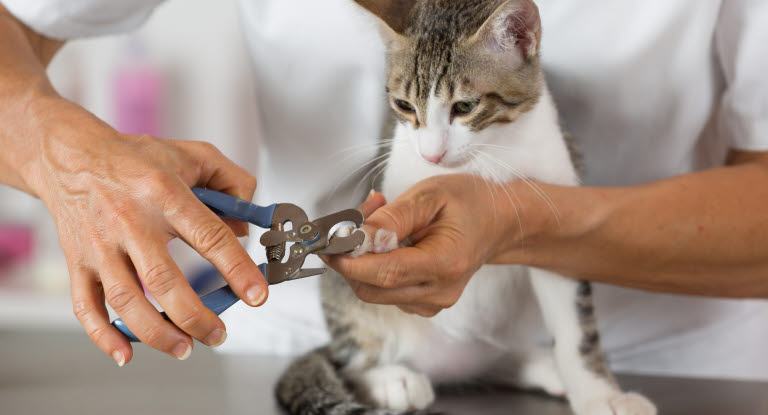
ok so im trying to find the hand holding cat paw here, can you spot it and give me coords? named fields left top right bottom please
left=325, top=174, right=523, bottom=317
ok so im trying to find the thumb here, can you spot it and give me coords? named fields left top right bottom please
left=364, top=186, right=445, bottom=242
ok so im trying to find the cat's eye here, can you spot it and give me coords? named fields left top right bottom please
left=452, top=101, right=479, bottom=116
left=394, top=99, right=415, bottom=113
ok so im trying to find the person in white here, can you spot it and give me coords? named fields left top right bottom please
left=0, top=0, right=766, bottom=382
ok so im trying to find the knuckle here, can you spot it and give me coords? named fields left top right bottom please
left=415, top=181, right=443, bottom=205
left=104, top=284, right=137, bottom=313
left=192, top=221, right=232, bottom=257
left=99, top=195, right=137, bottom=229
left=71, top=298, right=94, bottom=322
left=145, top=169, right=177, bottom=196
left=198, top=141, right=222, bottom=156
left=376, top=261, right=407, bottom=289
left=219, top=258, right=250, bottom=284
left=142, top=323, right=166, bottom=346
left=175, top=308, right=205, bottom=332
left=380, top=203, right=410, bottom=232
left=87, top=324, right=110, bottom=345
left=142, top=262, right=179, bottom=297
left=447, top=256, right=471, bottom=282
left=244, top=174, right=258, bottom=192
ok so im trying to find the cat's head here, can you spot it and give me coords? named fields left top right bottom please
left=356, top=0, right=543, bottom=167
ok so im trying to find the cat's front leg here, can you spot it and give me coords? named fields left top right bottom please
left=528, top=269, right=657, bottom=415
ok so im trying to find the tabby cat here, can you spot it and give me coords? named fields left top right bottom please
left=277, top=1, right=657, bottom=414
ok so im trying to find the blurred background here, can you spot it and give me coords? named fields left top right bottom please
left=0, top=0, right=259, bottom=333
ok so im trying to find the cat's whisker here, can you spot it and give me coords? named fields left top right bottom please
left=371, top=160, right=390, bottom=191
left=476, top=150, right=562, bottom=225
left=326, top=152, right=393, bottom=198
left=468, top=150, right=483, bottom=194
left=471, top=154, right=502, bottom=225
left=474, top=151, right=525, bottom=242
left=327, top=139, right=398, bottom=163
left=354, top=156, right=390, bottom=196
left=470, top=144, right=563, bottom=221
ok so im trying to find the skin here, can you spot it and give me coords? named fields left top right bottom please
left=0, top=7, right=269, bottom=365
left=329, top=150, right=768, bottom=317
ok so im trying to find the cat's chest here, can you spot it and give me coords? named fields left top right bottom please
left=394, top=265, right=545, bottom=382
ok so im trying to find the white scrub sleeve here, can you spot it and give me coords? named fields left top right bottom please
left=716, top=0, right=768, bottom=151
left=1, top=0, right=166, bottom=39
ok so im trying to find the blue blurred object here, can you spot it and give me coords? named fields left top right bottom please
left=112, top=264, right=266, bottom=342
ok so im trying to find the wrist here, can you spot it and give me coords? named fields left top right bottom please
left=490, top=181, right=615, bottom=268
left=0, top=81, right=58, bottom=194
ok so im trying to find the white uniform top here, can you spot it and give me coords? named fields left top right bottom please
left=4, top=0, right=768, bottom=380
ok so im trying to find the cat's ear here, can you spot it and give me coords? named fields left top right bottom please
left=354, top=0, right=415, bottom=48
left=469, top=0, right=541, bottom=61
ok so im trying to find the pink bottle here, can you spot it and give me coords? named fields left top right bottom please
left=113, top=37, right=165, bottom=137
left=0, top=225, right=34, bottom=278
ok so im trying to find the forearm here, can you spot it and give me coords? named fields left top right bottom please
left=0, top=5, right=64, bottom=194
left=503, top=153, right=768, bottom=298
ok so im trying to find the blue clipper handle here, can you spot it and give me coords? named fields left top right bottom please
left=191, top=187, right=276, bottom=229
left=112, top=263, right=268, bottom=342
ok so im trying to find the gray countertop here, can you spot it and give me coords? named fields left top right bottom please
left=2, top=330, right=767, bottom=415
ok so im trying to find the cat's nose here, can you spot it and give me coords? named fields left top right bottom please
left=421, top=151, right=446, bottom=164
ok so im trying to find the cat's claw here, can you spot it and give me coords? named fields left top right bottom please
left=578, top=392, right=657, bottom=415
left=356, top=365, right=435, bottom=412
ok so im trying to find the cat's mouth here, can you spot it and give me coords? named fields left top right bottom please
left=420, top=152, right=476, bottom=169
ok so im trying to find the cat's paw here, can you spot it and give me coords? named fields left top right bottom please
left=355, top=365, right=435, bottom=412
left=333, top=225, right=370, bottom=258
left=342, top=228, right=399, bottom=258
left=578, top=392, right=657, bottom=415
left=372, top=229, right=399, bottom=253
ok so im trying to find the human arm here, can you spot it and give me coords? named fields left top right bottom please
left=0, top=5, right=268, bottom=364
left=327, top=150, right=768, bottom=316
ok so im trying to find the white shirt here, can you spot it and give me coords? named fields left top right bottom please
left=4, top=0, right=768, bottom=380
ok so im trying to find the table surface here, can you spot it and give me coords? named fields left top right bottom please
left=2, top=330, right=767, bottom=415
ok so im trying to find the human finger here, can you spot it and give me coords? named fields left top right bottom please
left=124, top=234, right=227, bottom=348
left=347, top=277, right=458, bottom=312
left=70, top=264, right=133, bottom=366
left=327, top=245, right=440, bottom=288
left=397, top=304, right=442, bottom=318
left=176, top=140, right=258, bottom=237
left=342, top=273, right=432, bottom=304
left=362, top=185, right=445, bottom=241
left=166, top=187, right=268, bottom=307
left=98, top=250, right=194, bottom=359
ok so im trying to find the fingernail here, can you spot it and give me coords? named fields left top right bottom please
left=204, top=328, right=227, bottom=347
left=112, top=350, right=125, bottom=367
left=173, top=342, right=192, bottom=360
left=366, top=189, right=376, bottom=201
left=247, top=286, right=266, bottom=306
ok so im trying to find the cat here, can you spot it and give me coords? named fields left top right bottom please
left=277, top=1, right=657, bottom=414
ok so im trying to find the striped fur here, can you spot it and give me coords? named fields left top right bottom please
left=277, top=1, right=656, bottom=414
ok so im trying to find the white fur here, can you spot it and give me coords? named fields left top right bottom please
left=352, top=83, right=656, bottom=414
left=353, top=365, right=435, bottom=411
